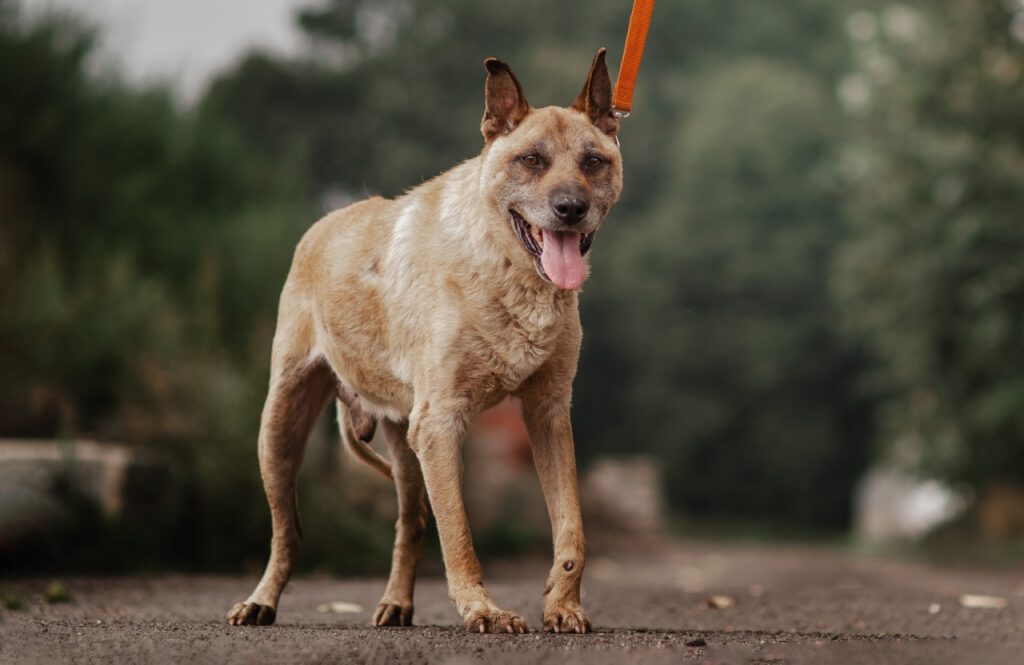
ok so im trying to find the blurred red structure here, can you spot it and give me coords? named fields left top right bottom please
left=473, top=398, right=534, bottom=472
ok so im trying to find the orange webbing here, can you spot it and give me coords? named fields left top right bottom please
left=612, top=0, right=656, bottom=114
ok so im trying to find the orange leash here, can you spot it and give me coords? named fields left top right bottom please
left=612, top=0, right=656, bottom=117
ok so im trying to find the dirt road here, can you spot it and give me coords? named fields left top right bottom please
left=2, top=541, right=1022, bottom=663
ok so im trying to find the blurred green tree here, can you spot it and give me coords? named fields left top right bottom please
left=0, top=4, right=306, bottom=438
left=595, top=60, right=872, bottom=528
left=834, top=1, right=1024, bottom=490
left=0, top=3, right=391, bottom=571
left=2, top=0, right=917, bottom=567
left=205, top=0, right=875, bottom=530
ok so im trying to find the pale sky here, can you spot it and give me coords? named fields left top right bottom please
left=22, top=0, right=306, bottom=99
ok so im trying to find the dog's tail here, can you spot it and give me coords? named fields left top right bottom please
left=343, top=428, right=393, bottom=479
left=338, top=402, right=393, bottom=479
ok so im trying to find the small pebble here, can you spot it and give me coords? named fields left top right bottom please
left=705, top=595, right=735, bottom=610
left=959, top=594, right=1007, bottom=609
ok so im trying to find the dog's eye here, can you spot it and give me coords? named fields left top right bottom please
left=520, top=154, right=543, bottom=169
left=584, top=155, right=605, bottom=169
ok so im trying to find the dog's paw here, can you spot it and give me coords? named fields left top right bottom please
left=542, top=604, right=591, bottom=634
left=463, top=608, right=529, bottom=634
left=226, top=602, right=276, bottom=626
left=373, top=601, right=414, bottom=627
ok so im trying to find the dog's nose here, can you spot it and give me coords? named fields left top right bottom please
left=551, top=194, right=590, bottom=225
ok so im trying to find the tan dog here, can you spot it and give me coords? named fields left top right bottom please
left=227, top=48, right=623, bottom=634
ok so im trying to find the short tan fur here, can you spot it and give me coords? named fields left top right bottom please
left=227, top=49, right=623, bottom=634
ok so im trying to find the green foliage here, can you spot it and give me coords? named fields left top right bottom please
left=834, top=1, right=1024, bottom=487
left=585, top=60, right=871, bottom=527
left=0, top=8, right=299, bottom=437
left=43, top=580, right=71, bottom=604
left=203, top=0, right=872, bottom=530
left=8, top=0, right=1021, bottom=562
left=0, top=589, right=22, bottom=610
left=0, top=5, right=389, bottom=571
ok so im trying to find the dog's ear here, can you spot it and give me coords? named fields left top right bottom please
left=482, top=58, right=530, bottom=143
left=571, top=48, right=618, bottom=138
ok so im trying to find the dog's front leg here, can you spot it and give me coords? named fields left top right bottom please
left=408, top=399, right=529, bottom=633
left=519, top=392, right=591, bottom=633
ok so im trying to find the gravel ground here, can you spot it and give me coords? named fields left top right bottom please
left=2, top=541, right=1023, bottom=664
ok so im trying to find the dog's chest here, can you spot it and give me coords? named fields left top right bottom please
left=497, top=306, right=559, bottom=371
left=454, top=284, right=570, bottom=398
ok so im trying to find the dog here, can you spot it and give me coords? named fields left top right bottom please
left=227, top=48, right=623, bottom=634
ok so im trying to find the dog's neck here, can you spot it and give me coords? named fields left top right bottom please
left=436, top=158, right=551, bottom=288
left=436, top=157, right=577, bottom=333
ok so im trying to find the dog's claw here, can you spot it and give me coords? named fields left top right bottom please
left=543, top=605, right=591, bottom=634
left=373, top=601, right=414, bottom=627
left=227, top=602, right=276, bottom=626
left=463, top=608, right=529, bottom=634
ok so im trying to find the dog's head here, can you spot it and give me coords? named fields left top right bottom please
left=479, top=49, right=624, bottom=291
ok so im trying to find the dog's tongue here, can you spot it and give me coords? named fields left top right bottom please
left=540, top=229, right=586, bottom=290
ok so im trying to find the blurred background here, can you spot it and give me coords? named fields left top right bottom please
left=1, top=0, right=1022, bottom=575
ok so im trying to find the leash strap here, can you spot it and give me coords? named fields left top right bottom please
left=612, top=0, right=656, bottom=118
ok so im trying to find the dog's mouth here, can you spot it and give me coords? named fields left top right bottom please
left=509, top=209, right=595, bottom=290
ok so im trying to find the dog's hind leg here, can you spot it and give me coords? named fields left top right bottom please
left=227, top=354, right=334, bottom=626
left=372, top=419, right=428, bottom=627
